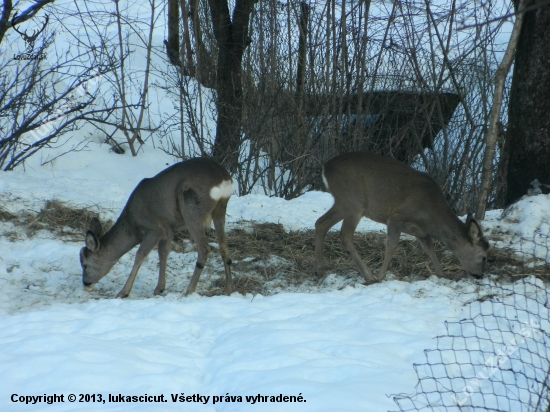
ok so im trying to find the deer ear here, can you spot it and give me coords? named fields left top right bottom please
left=85, top=231, right=100, bottom=252
left=467, top=217, right=483, bottom=242
left=88, top=217, right=104, bottom=237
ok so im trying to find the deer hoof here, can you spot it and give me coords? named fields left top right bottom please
left=116, top=291, right=129, bottom=299
left=153, top=288, right=164, bottom=296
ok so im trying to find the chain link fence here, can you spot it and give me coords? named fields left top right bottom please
left=392, top=232, right=550, bottom=412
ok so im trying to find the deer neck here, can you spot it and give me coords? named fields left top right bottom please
left=98, top=213, right=140, bottom=263
left=433, top=210, right=469, bottom=252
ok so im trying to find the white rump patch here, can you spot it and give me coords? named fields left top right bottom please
left=209, top=179, right=234, bottom=200
left=322, top=169, right=329, bottom=190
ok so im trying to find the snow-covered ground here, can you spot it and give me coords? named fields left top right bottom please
left=1, top=142, right=549, bottom=411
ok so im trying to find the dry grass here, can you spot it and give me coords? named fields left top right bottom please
left=1, top=202, right=548, bottom=296
left=223, top=222, right=463, bottom=280
left=32, top=200, right=101, bottom=235
left=487, top=247, right=550, bottom=280
left=0, top=200, right=113, bottom=239
left=0, top=206, right=17, bottom=222
left=178, top=221, right=550, bottom=296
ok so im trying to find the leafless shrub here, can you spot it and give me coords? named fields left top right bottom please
left=155, top=0, right=514, bottom=210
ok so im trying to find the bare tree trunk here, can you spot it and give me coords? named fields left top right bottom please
left=166, top=0, right=181, bottom=67
left=475, top=0, right=525, bottom=219
left=354, top=0, right=371, bottom=145
left=339, top=0, right=349, bottom=145
left=0, top=0, right=13, bottom=45
left=208, top=0, right=257, bottom=173
left=180, top=0, right=196, bottom=76
left=505, top=0, right=550, bottom=205
left=296, top=1, right=309, bottom=106
left=190, top=0, right=214, bottom=88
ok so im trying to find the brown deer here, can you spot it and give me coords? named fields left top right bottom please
left=314, top=152, right=489, bottom=282
left=80, top=158, right=234, bottom=298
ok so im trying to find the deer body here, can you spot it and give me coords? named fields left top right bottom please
left=80, top=158, right=234, bottom=298
left=314, top=152, right=489, bottom=281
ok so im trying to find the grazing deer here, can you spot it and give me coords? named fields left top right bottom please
left=314, top=152, right=489, bottom=282
left=80, top=158, right=234, bottom=298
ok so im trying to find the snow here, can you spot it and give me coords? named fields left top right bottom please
left=0, top=281, right=471, bottom=411
left=0, top=141, right=549, bottom=411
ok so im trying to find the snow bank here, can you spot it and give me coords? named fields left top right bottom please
left=0, top=279, right=472, bottom=411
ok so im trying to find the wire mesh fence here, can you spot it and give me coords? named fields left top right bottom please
left=392, top=231, right=550, bottom=412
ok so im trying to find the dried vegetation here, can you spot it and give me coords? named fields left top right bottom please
left=0, top=200, right=114, bottom=239
left=1, top=201, right=548, bottom=296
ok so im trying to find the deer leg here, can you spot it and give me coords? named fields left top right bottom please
left=378, top=221, right=401, bottom=280
left=314, top=205, right=345, bottom=278
left=116, top=233, right=161, bottom=298
left=154, top=236, right=172, bottom=296
left=339, top=214, right=376, bottom=283
left=212, top=198, right=233, bottom=295
left=416, top=236, right=444, bottom=277
left=183, top=215, right=210, bottom=296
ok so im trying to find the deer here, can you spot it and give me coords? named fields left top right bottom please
left=314, top=152, right=489, bottom=282
left=80, top=158, right=234, bottom=298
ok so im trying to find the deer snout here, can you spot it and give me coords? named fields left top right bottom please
left=469, top=257, right=487, bottom=279
left=82, top=277, right=96, bottom=291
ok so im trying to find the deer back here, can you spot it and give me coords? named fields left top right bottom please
left=322, top=152, right=454, bottom=229
left=123, top=158, right=232, bottom=232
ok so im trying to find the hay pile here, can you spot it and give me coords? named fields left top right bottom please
left=186, top=221, right=549, bottom=296
left=34, top=200, right=107, bottom=234
left=0, top=200, right=113, bottom=239
left=224, top=222, right=459, bottom=280
left=0, top=206, right=17, bottom=222
left=1, top=201, right=548, bottom=297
